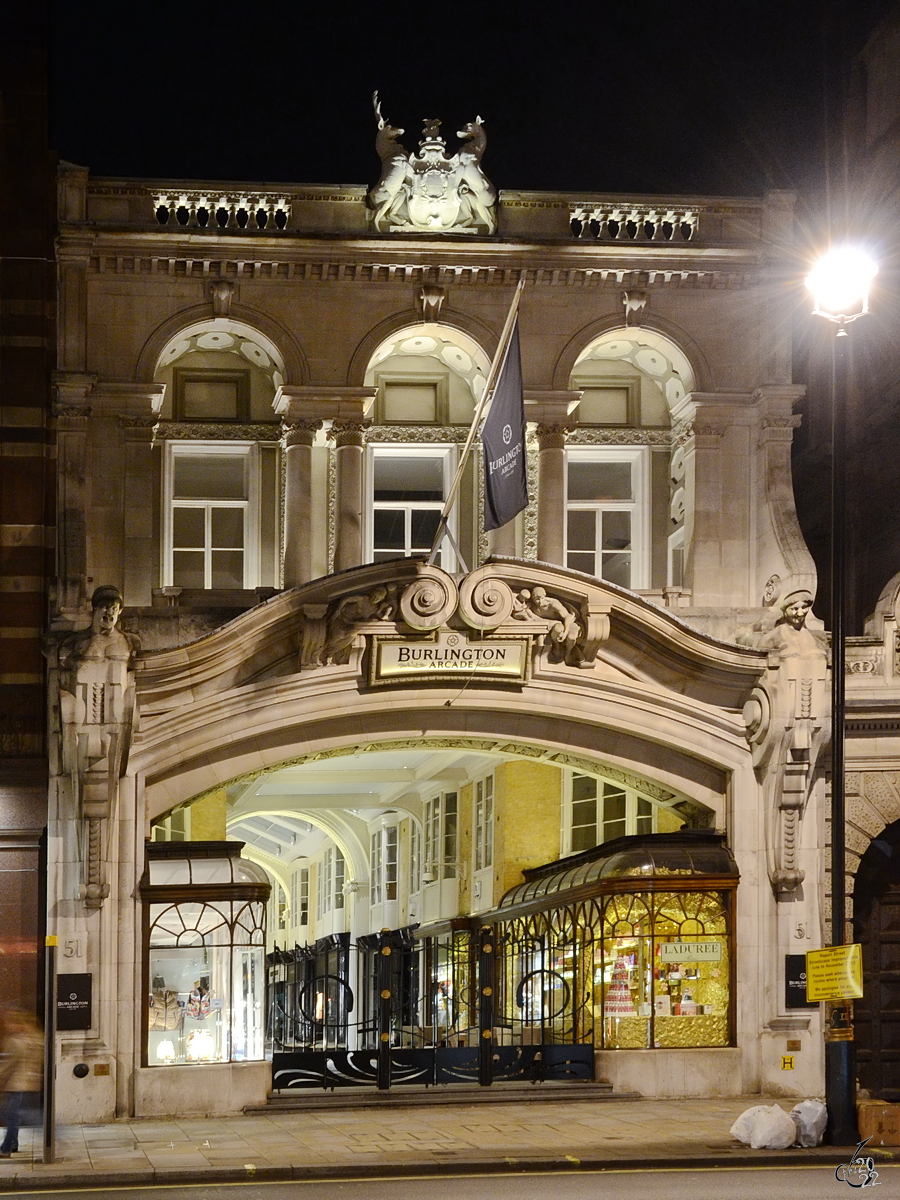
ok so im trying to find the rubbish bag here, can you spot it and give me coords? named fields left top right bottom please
left=730, top=1104, right=797, bottom=1149
left=790, top=1099, right=827, bottom=1147
left=749, top=1105, right=797, bottom=1149
left=730, top=1105, right=770, bottom=1144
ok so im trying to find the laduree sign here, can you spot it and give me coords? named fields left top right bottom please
left=371, top=631, right=530, bottom=684
left=659, top=940, right=723, bottom=963
left=805, top=944, right=864, bottom=1001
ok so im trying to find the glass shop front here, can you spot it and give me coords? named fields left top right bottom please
left=141, top=841, right=270, bottom=1067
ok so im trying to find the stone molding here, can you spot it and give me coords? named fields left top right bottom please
left=281, top=419, right=322, bottom=448
left=156, top=421, right=280, bottom=441
left=328, top=420, right=369, bottom=448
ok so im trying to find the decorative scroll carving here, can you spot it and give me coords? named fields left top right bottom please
left=622, top=290, right=648, bottom=325
left=57, top=586, right=140, bottom=908
left=568, top=427, right=672, bottom=447
left=367, top=94, right=497, bottom=235
left=368, top=425, right=469, bottom=444
left=116, top=415, right=158, bottom=430
left=399, top=571, right=458, bottom=632
left=458, top=574, right=514, bottom=630
left=156, top=421, right=280, bottom=441
left=301, top=589, right=397, bottom=668
left=738, top=591, right=828, bottom=895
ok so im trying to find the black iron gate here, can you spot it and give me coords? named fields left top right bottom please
left=268, top=922, right=594, bottom=1091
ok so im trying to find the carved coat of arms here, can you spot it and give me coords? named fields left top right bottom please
left=367, top=93, right=497, bottom=235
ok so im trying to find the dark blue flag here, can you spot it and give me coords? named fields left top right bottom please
left=482, top=319, right=528, bottom=531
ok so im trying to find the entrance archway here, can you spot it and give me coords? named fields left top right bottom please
left=854, top=819, right=900, bottom=1099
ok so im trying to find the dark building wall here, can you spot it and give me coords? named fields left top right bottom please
left=0, top=8, right=54, bottom=1010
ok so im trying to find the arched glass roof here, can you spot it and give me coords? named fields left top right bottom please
left=497, top=831, right=737, bottom=913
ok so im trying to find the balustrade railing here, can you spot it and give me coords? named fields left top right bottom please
left=153, top=190, right=291, bottom=230
left=570, top=202, right=699, bottom=242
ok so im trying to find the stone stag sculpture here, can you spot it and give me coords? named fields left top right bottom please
left=367, top=94, right=497, bottom=235
left=58, top=585, right=140, bottom=908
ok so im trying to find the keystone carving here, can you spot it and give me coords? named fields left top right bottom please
left=738, top=590, right=828, bottom=894
left=57, top=586, right=140, bottom=908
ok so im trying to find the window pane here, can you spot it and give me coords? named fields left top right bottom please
left=211, top=507, right=244, bottom=548
left=182, top=379, right=240, bottom=420
left=173, top=455, right=247, bottom=499
left=602, top=552, right=631, bottom=589
left=571, top=824, right=597, bottom=852
left=211, top=551, right=244, bottom=589
left=373, top=509, right=406, bottom=551
left=602, top=511, right=632, bottom=550
left=374, top=456, right=444, bottom=501
left=173, top=551, right=205, bottom=589
left=410, top=509, right=441, bottom=549
left=173, top=507, right=205, bottom=549
left=572, top=775, right=598, bottom=803
left=568, top=460, right=632, bottom=501
left=567, top=509, right=595, bottom=551
left=637, top=797, right=653, bottom=835
left=383, top=383, right=438, bottom=423
left=567, top=551, right=596, bottom=575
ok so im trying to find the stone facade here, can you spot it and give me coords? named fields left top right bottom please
left=40, top=141, right=892, bottom=1118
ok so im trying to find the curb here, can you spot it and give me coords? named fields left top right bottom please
left=0, top=1148, right=897, bottom=1192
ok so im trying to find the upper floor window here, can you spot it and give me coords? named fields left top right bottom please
left=315, top=846, right=345, bottom=920
left=474, top=775, right=494, bottom=872
left=290, top=867, right=309, bottom=929
left=369, top=446, right=454, bottom=569
left=424, top=791, right=458, bottom=881
left=566, top=772, right=655, bottom=854
left=163, top=443, right=258, bottom=590
left=370, top=825, right=398, bottom=904
left=565, top=448, right=648, bottom=590
left=409, top=818, right=422, bottom=894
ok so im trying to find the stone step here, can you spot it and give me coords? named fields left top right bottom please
left=246, top=1081, right=641, bottom=1113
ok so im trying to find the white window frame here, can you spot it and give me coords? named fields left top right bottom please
left=409, top=819, right=422, bottom=894
left=423, top=791, right=458, bottom=882
left=163, top=441, right=260, bottom=589
left=563, top=771, right=658, bottom=856
left=315, top=846, right=345, bottom=919
left=368, top=444, right=457, bottom=570
left=564, top=447, right=650, bottom=590
left=369, top=824, right=398, bottom=905
left=290, top=867, right=309, bottom=929
left=474, top=774, right=494, bottom=872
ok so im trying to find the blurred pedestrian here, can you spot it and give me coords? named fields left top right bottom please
left=0, top=1009, right=43, bottom=1157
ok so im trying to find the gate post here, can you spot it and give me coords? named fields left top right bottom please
left=377, top=931, right=392, bottom=1090
left=478, top=925, right=494, bottom=1087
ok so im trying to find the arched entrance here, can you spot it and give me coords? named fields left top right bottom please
left=854, top=819, right=900, bottom=1099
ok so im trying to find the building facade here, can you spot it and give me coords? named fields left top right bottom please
left=40, top=118, right=893, bottom=1119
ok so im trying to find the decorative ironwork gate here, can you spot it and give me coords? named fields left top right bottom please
left=268, top=922, right=594, bottom=1090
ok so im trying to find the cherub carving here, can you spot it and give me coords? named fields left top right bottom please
left=325, top=586, right=395, bottom=665
left=737, top=590, right=827, bottom=660
left=514, top=586, right=580, bottom=661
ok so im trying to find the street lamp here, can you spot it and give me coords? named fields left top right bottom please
left=806, top=245, right=877, bottom=1146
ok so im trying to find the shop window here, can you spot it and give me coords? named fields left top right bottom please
left=567, top=773, right=654, bottom=853
left=370, top=825, right=399, bottom=904
left=164, top=443, right=258, bottom=590
left=141, top=842, right=270, bottom=1067
left=474, top=775, right=494, bottom=872
left=495, top=831, right=736, bottom=1052
left=290, top=867, right=309, bottom=929
left=565, top=448, right=648, bottom=589
left=173, top=369, right=250, bottom=422
left=424, top=791, right=457, bottom=882
left=316, top=846, right=345, bottom=919
left=369, top=446, right=455, bottom=569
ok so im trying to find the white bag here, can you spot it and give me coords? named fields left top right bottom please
left=749, top=1104, right=798, bottom=1149
left=790, top=1098, right=827, bottom=1147
left=730, top=1105, right=769, bottom=1145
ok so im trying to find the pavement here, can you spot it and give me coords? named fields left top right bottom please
left=0, top=1092, right=893, bottom=1192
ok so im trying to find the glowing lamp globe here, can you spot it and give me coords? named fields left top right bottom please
left=806, top=248, right=878, bottom=320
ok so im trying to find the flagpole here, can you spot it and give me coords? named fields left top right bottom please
left=428, top=276, right=526, bottom=566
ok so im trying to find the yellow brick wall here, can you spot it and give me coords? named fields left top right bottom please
left=657, top=806, right=685, bottom=833
left=189, top=789, right=227, bottom=840
left=492, top=760, right=561, bottom=904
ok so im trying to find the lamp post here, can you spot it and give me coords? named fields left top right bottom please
left=806, top=246, right=877, bottom=1145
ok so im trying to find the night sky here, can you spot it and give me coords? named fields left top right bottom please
left=49, top=0, right=895, bottom=202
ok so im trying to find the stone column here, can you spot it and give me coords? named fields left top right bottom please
left=331, top=420, right=369, bottom=572
left=535, top=423, right=569, bottom=566
left=282, top=418, right=322, bottom=588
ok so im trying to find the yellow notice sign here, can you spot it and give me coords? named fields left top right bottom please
left=805, top=944, right=864, bottom=1001
left=781, top=1055, right=795, bottom=1070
